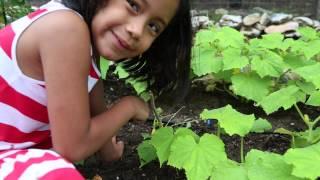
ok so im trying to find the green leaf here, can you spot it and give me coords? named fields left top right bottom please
left=258, top=85, right=301, bottom=114
left=175, top=128, right=200, bottom=142
left=298, top=26, right=318, bottom=41
left=99, top=57, right=109, bottom=80
left=251, top=55, right=282, bottom=78
left=306, top=90, right=320, bottom=106
left=168, top=134, right=227, bottom=180
left=222, top=47, right=249, bottom=70
left=282, top=53, right=311, bottom=70
left=211, top=160, right=248, bottom=180
left=294, top=63, right=320, bottom=89
left=296, top=81, right=317, bottom=95
left=150, top=127, right=175, bottom=166
left=114, top=64, right=129, bottom=79
left=200, top=105, right=255, bottom=137
left=137, top=140, right=157, bottom=167
left=231, top=73, right=271, bottom=102
left=191, top=48, right=223, bottom=76
left=194, top=29, right=216, bottom=47
left=245, top=149, right=303, bottom=180
left=303, top=40, right=320, bottom=60
left=126, top=78, right=147, bottom=95
left=258, top=33, right=284, bottom=50
left=250, top=118, right=272, bottom=133
left=213, top=27, right=245, bottom=48
left=284, top=142, right=320, bottom=180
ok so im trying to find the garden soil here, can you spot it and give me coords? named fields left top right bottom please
left=76, top=74, right=317, bottom=180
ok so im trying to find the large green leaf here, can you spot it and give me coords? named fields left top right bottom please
left=245, top=149, right=303, bottom=180
left=191, top=48, right=222, bottom=76
left=222, top=47, right=249, bottom=70
left=194, top=29, right=216, bottom=47
left=251, top=55, right=282, bottom=78
left=231, top=73, right=271, bottom=102
left=211, top=160, right=248, bottom=180
left=306, top=90, right=320, bottom=106
left=150, top=127, right=175, bottom=166
left=258, top=85, right=301, bottom=114
left=294, top=63, right=320, bottom=89
left=168, top=134, right=227, bottom=180
left=258, top=33, right=284, bottom=50
left=298, top=27, right=318, bottom=41
left=284, top=142, right=320, bottom=180
left=137, top=140, right=157, bottom=167
left=213, top=27, right=245, bottom=48
left=200, top=105, right=255, bottom=137
left=250, top=118, right=272, bottom=133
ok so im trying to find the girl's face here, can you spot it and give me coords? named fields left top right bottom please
left=91, top=0, right=179, bottom=61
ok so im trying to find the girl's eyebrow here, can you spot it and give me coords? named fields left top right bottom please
left=140, top=0, right=168, bottom=26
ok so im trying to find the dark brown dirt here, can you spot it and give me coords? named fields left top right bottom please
left=75, top=74, right=318, bottom=180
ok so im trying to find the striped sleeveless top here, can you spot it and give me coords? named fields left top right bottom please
left=0, top=0, right=101, bottom=151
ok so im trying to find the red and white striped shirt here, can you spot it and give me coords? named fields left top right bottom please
left=0, top=1, right=101, bottom=151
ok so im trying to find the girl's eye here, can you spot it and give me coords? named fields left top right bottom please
left=127, top=0, right=140, bottom=13
left=148, top=22, right=161, bottom=34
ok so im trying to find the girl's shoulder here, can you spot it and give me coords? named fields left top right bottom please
left=36, top=10, right=89, bottom=37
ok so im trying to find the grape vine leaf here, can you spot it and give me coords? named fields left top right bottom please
left=150, top=127, right=175, bottom=166
left=250, top=118, right=272, bottom=133
left=200, top=105, right=255, bottom=137
left=168, top=134, right=227, bottom=180
left=211, top=159, right=248, bottom=180
left=137, top=140, right=157, bottom=167
left=284, top=142, right=320, bottom=180
left=306, top=90, right=320, bottom=106
left=258, top=85, right=302, bottom=114
left=294, top=63, right=320, bottom=89
left=251, top=55, right=282, bottom=78
left=298, top=27, right=318, bottom=41
left=231, top=73, right=271, bottom=102
left=192, top=48, right=223, bottom=76
left=222, top=47, right=249, bottom=70
left=245, top=149, right=304, bottom=180
left=257, top=33, right=284, bottom=50
left=213, top=27, right=245, bottom=48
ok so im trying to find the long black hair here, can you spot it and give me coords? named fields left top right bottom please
left=61, top=0, right=192, bottom=103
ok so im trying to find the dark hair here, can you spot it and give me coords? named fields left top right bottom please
left=61, top=0, right=192, bottom=103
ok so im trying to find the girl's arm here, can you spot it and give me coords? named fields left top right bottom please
left=35, top=11, right=149, bottom=162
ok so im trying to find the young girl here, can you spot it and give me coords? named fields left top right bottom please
left=0, top=0, right=191, bottom=179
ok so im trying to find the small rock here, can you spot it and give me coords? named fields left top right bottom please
left=259, top=13, right=270, bottom=26
left=270, top=13, right=293, bottom=24
left=265, top=21, right=299, bottom=34
left=240, top=26, right=261, bottom=37
left=243, top=13, right=261, bottom=26
left=293, top=16, right=314, bottom=27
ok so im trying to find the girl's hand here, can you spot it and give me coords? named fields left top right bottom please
left=120, top=96, right=150, bottom=121
left=98, top=136, right=124, bottom=162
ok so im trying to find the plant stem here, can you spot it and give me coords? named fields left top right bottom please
left=313, top=116, right=320, bottom=126
left=308, top=125, right=313, bottom=143
left=217, top=124, right=221, bottom=138
left=165, top=106, right=185, bottom=126
left=171, top=118, right=198, bottom=127
left=294, top=104, right=308, bottom=126
left=240, top=137, right=244, bottom=163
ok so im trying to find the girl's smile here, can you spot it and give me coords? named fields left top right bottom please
left=91, top=0, right=179, bottom=60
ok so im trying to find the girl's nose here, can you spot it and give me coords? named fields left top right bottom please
left=126, top=17, right=145, bottom=39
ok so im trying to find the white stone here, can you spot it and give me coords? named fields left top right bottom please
left=265, top=21, right=299, bottom=34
